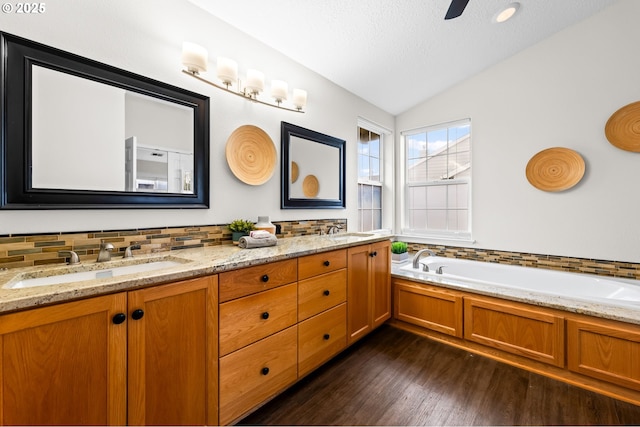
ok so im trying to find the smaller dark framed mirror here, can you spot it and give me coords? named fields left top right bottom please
left=281, top=122, right=345, bottom=209
left=1, top=32, right=210, bottom=209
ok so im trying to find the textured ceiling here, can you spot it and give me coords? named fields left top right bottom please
left=189, top=0, right=618, bottom=115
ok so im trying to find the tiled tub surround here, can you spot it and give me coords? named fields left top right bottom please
left=0, top=219, right=347, bottom=269
left=0, top=230, right=388, bottom=314
left=406, top=243, right=640, bottom=281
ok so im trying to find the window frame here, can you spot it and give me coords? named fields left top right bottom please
left=357, top=124, right=384, bottom=232
left=400, top=118, right=472, bottom=242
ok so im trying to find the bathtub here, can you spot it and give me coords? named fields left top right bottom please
left=398, top=256, right=640, bottom=309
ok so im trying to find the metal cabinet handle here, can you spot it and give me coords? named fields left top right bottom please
left=261, top=367, right=270, bottom=375
left=261, top=274, right=269, bottom=282
left=131, top=309, right=144, bottom=320
left=262, top=312, right=270, bottom=320
left=323, top=290, right=330, bottom=296
left=112, top=313, right=126, bottom=324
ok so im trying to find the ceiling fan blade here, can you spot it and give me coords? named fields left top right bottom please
left=444, top=0, right=470, bottom=20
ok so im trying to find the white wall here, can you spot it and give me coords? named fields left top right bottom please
left=396, top=0, right=640, bottom=263
left=0, top=0, right=393, bottom=235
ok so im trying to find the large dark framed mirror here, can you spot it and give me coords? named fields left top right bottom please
left=281, top=122, right=345, bottom=209
left=0, top=32, right=210, bottom=209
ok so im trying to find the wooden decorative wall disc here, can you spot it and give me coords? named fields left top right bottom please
left=302, top=175, right=319, bottom=197
left=605, top=101, right=640, bottom=152
left=291, top=161, right=299, bottom=183
left=525, top=147, right=585, bottom=192
left=225, top=125, right=276, bottom=185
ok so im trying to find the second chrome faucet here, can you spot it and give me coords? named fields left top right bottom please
left=96, top=240, right=114, bottom=262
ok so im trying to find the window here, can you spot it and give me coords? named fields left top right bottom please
left=358, top=127, right=382, bottom=231
left=403, top=119, right=471, bottom=239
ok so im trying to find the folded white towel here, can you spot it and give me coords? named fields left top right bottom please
left=250, top=230, right=272, bottom=239
left=238, top=234, right=278, bottom=249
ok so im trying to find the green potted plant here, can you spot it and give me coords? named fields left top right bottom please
left=391, top=241, right=409, bottom=262
left=229, top=219, right=255, bottom=244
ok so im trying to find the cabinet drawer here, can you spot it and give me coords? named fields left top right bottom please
left=298, top=249, right=347, bottom=280
left=567, top=318, right=640, bottom=391
left=219, top=259, right=297, bottom=302
left=298, top=303, right=347, bottom=377
left=394, top=280, right=463, bottom=338
left=219, top=283, right=297, bottom=356
left=219, top=326, right=298, bottom=425
left=298, top=269, right=347, bottom=321
left=464, top=296, right=565, bottom=367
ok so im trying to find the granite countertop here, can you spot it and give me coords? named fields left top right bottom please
left=392, top=260, right=640, bottom=326
left=0, top=232, right=392, bottom=314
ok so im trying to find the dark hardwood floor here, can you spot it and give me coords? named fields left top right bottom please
left=239, top=325, right=640, bottom=426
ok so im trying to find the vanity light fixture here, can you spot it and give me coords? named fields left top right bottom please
left=181, top=42, right=306, bottom=113
left=493, top=2, right=520, bottom=23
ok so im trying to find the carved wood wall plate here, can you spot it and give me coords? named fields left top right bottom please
left=225, top=125, right=276, bottom=185
left=605, top=101, right=640, bottom=152
left=526, top=147, right=585, bottom=192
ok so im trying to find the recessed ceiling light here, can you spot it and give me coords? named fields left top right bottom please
left=493, top=2, right=520, bottom=23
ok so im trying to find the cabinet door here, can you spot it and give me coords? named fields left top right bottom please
left=0, top=294, right=127, bottom=426
left=464, top=296, right=565, bottom=367
left=347, top=244, right=372, bottom=344
left=371, top=240, right=391, bottom=328
left=128, top=275, right=218, bottom=426
left=394, top=279, right=463, bottom=337
left=567, top=318, right=640, bottom=391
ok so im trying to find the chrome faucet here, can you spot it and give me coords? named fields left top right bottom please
left=124, top=244, right=141, bottom=259
left=97, top=240, right=114, bottom=262
left=327, top=224, right=343, bottom=235
left=412, top=248, right=435, bottom=269
left=436, top=265, right=447, bottom=274
left=61, top=250, right=80, bottom=265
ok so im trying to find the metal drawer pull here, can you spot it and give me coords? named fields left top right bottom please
left=261, top=274, right=269, bottom=282
left=323, top=334, right=330, bottom=340
left=261, top=367, right=270, bottom=375
left=323, top=290, right=330, bottom=296
left=323, top=260, right=330, bottom=266
left=261, top=312, right=270, bottom=320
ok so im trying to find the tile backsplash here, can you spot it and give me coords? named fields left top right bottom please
left=0, top=218, right=347, bottom=269
left=2, top=221, right=639, bottom=282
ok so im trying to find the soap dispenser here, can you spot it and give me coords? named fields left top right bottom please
left=255, top=216, right=276, bottom=234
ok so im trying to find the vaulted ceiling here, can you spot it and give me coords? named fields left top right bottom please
left=189, top=0, right=618, bottom=115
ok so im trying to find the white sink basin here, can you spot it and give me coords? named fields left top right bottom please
left=5, top=260, right=184, bottom=289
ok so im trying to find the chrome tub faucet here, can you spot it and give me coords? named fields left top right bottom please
left=412, top=248, right=435, bottom=269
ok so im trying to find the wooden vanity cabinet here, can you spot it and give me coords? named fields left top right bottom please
left=347, top=240, right=391, bottom=344
left=567, top=317, right=640, bottom=391
left=0, top=275, right=218, bottom=427
left=0, top=293, right=127, bottom=426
